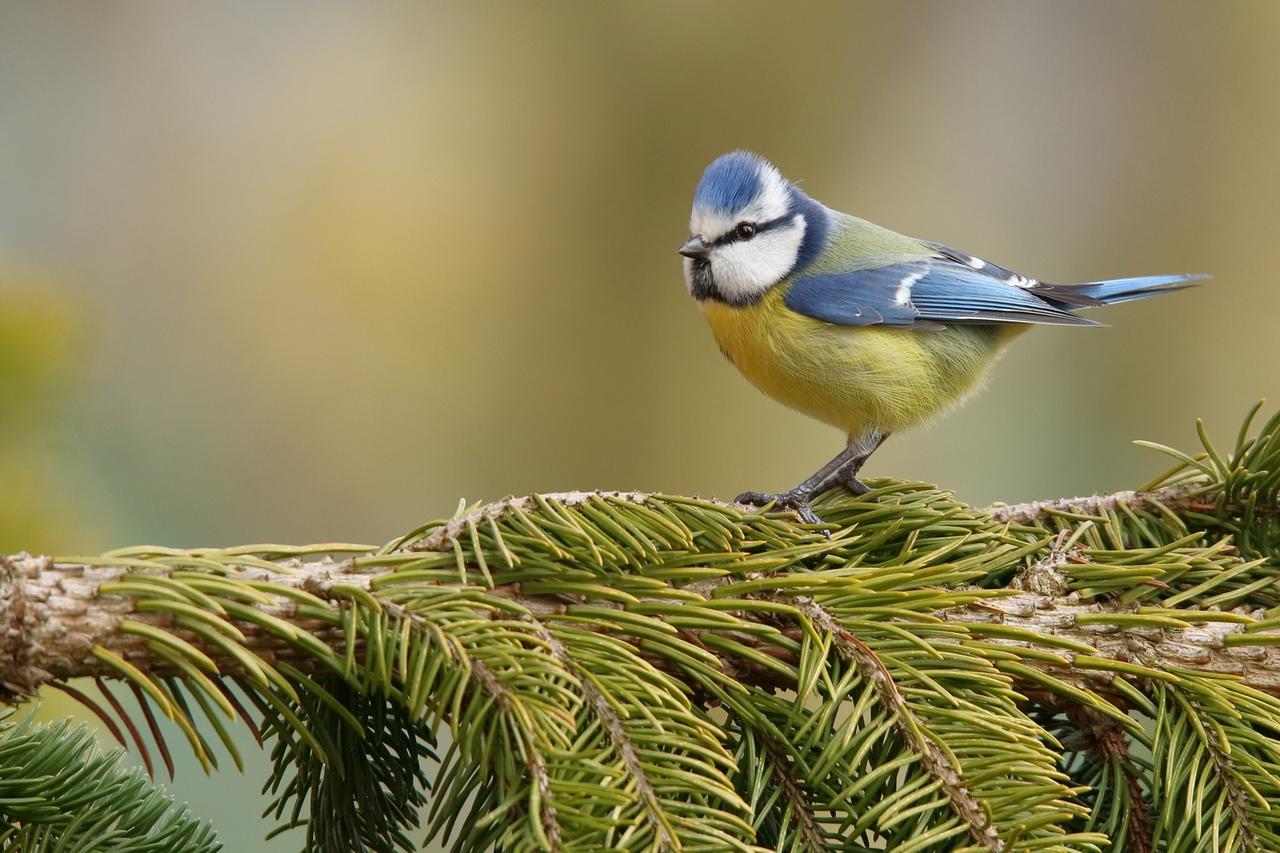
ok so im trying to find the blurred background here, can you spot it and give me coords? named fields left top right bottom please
left=2, top=1, right=1277, bottom=848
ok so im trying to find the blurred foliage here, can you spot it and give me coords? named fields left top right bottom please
left=0, top=281, right=76, bottom=554
left=0, top=708, right=217, bottom=851
left=0, top=1, right=1276, bottom=552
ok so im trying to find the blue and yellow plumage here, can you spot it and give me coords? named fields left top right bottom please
left=680, top=151, right=1204, bottom=522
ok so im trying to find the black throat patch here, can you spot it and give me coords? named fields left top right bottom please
left=688, top=259, right=720, bottom=302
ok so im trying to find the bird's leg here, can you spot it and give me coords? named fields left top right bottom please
left=831, top=433, right=890, bottom=497
left=735, top=445, right=859, bottom=525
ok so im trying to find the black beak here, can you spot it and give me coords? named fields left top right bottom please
left=678, top=236, right=710, bottom=259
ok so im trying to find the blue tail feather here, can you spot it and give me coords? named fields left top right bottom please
left=1069, top=273, right=1208, bottom=305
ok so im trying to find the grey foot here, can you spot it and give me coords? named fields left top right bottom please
left=734, top=489, right=824, bottom=525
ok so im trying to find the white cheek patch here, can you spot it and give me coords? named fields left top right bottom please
left=709, top=217, right=806, bottom=302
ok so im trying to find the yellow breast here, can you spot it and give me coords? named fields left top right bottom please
left=700, top=287, right=1020, bottom=437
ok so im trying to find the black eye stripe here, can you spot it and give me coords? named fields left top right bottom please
left=710, top=213, right=795, bottom=247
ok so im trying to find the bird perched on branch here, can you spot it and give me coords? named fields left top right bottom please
left=680, top=150, right=1204, bottom=524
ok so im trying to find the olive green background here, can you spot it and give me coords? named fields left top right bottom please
left=2, top=1, right=1277, bottom=849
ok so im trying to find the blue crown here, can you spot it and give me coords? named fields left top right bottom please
left=693, top=151, right=771, bottom=215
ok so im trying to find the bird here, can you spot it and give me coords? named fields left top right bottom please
left=679, top=150, right=1204, bottom=524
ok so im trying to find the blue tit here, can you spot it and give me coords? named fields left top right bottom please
left=679, top=150, right=1204, bottom=523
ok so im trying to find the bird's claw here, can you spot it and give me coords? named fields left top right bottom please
left=734, top=489, right=824, bottom=525
left=842, top=475, right=871, bottom=496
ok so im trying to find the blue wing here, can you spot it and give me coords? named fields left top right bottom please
left=784, top=243, right=1205, bottom=330
left=783, top=259, right=1099, bottom=329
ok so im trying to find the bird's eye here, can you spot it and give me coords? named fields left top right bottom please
left=735, top=222, right=758, bottom=240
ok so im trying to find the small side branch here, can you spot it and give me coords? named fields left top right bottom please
left=1064, top=704, right=1153, bottom=853
left=986, top=483, right=1204, bottom=525
left=798, top=599, right=1004, bottom=851
left=761, top=735, right=829, bottom=852
left=523, top=615, right=676, bottom=852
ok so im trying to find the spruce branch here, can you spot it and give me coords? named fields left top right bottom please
left=3, top=403, right=1280, bottom=851
left=4, top=532, right=1279, bottom=698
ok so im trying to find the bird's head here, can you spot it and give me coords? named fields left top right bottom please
left=680, top=151, right=830, bottom=305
